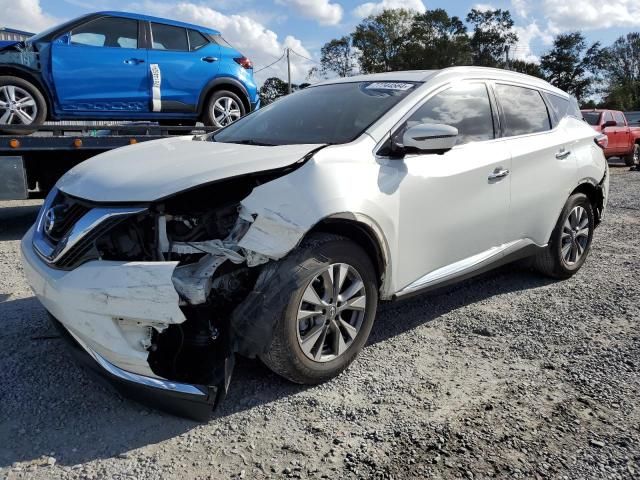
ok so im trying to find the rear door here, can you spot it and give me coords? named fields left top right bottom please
left=613, top=111, right=631, bottom=154
left=146, top=23, right=221, bottom=113
left=495, top=83, right=576, bottom=246
left=51, top=16, right=149, bottom=113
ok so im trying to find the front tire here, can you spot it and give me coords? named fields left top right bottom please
left=534, top=193, right=595, bottom=279
left=260, top=234, right=378, bottom=384
left=0, top=76, right=47, bottom=135
left=624, top=144, right=639, bottom=167
left=202, top=90, right=245, bottom=129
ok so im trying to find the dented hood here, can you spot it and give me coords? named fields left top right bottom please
left=57, top=136, right=323, bottom=202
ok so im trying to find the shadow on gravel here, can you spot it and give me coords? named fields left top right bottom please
left=0, top=256, right=555, bottom=468
left=0, top=204, right=41, bottom=241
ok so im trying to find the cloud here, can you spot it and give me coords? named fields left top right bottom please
left=542, top=0, right=640, bottom=30
left=130, top=1, right=315, bottom=84
left=275, top=0, right=343, bottom=26
left=510, top=0, right=529, bottom=17
left=0, top=0, right=58, bottom=33
left=472, top=3, right=496, bottom=12
left=512, top=22, right=555, bottom=63
left=352, top=0, right=426, bottom=18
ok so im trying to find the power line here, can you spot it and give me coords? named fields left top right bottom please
left=254, top=52, right=286, bottom=73
left=289, top=48, right=321, bottom=65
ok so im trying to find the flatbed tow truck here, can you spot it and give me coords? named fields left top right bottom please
left=0, top=123, right=215, bottom=201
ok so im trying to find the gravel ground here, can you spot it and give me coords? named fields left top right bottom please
left=1, top=166, right=639, bottom=480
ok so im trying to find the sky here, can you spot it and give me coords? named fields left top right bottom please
left=2, top=0, right=639, bottom=84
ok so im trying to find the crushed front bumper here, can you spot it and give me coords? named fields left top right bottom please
left=21, top=227, right=233, bottom=421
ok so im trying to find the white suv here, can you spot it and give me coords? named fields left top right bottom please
left=21, top=67, right=608, bottom=419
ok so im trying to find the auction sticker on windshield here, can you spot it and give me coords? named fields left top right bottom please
left=366, top=82, right=415, bottom=91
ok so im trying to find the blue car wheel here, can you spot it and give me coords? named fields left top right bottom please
left=202, top=90, right=245, bottom=130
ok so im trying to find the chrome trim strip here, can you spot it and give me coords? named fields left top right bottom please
left=68, top=330, right=207, bottom=397
left=396, top=240, right=525, bottom=297
left=33, top=190, right=146, bottom=265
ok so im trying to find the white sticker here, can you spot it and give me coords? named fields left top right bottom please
left=150, top=63, right=162, bottom=112
left=366, top=82, right=414, bottom=91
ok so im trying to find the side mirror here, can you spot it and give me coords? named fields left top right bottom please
left=401, top=123, right=458, bottom=155
left=602, top=120, right=617, bottom=129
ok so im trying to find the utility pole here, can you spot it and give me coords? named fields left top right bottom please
left=505, top=46, right=511, bottom=70
left=286, top=48, right=292, bottom=94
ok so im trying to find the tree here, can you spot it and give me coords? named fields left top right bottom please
left=466, top=8, right=518, bottom=67
left=599, top=33, right=640, bottom=110
left=351, top=9, right=414, bottom=74
left=318, top=36, right=357, bottom=77
left=259, top=77, right=288, bottom=105
left=509, top=59, right=545, bottom=79
left=400, top=9, right=471, bottom=69
left=540, top=32, right=603, bottom=102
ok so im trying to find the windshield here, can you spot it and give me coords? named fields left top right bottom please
left=583, top=112, right=601, bottom=126
left=29, top=14, right=92, bottom=43
left=214, top=81, right=420, bottom=146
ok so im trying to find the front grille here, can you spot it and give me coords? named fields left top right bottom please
left=33, top=188, right=147, bottom=270
left=45, top=192, right=90, bottom=244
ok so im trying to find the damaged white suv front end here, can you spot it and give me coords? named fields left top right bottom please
left=22, top=68, right=608, bottom=419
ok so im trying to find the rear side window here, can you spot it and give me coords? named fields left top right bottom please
left=188, top=29, right=209, bottom=51
left=544, top=93, right=569, bottom=126
left=496, top=84, right=551, bottom=137
left=405, top=83, right=495, bottom=145
left=613, top=112, right=625, bottom=125
left=71, top=17, right=138, bottom=48
left=151, top=23, right=188, bottom=51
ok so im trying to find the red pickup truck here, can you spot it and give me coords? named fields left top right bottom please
left=582, top=109, right=640, bottom=166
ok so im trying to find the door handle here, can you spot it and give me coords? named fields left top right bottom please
left=488, top=168, right=510, bottom=181
left=124, top=58, right=145, bottom=65
left=555, top=149, right=571, bottom=160
left=201, top=56, right=218, bottom=63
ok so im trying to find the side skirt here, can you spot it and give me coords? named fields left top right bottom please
left=392, top=241, right=545, bottom=301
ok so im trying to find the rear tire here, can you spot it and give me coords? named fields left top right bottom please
left=534, top=193, right=594, bottom=279
left=260, top=234, right=378, bottom=385
left=0, top=76, right=47, bottom=135
left=202, top=90, right=245, bottom=130
left=624, top=144, right=639, bottom=167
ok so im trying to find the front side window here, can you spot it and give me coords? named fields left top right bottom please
left=496, top=84, right=551, bottom=137
left=214, top=81, right=420, bottom=146
left=151, top=23, right=188, bottom=51
left=403, top=83, right=495, bottom=145
left=70, top=17, right=138, bottom=48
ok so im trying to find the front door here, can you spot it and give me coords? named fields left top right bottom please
left=51, top=16, right=149, bottom=113
left=391, top=82, right=511, bottom=291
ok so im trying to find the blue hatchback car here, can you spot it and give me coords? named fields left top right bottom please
left=0, top=11, right=259, bottom=133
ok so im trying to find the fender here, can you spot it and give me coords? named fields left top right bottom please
left=0, top=64, right=54, bottom=117
left=197, top=76, right=251, bottom=114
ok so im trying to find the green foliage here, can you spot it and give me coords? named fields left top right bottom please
left=319, top=36, right=357, bottom=77
left=351, top=9, right=414, bottom=73
left=466, top=8, right=518, bottom=67
left=400, top=9, right=472, bottom=69
left=509, top=59, right=545, bottom=79
left=599, top=33, right=640, bottom=110
left=259, top=77, right=289, bottom=105
left=540, top=32, right=604, bottom=102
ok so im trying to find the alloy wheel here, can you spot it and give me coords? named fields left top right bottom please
left=212, top=96, right=241, bottom=128
left=0, top=85, right=38, bottom=125
left=296, top=263, right=367, bottom=363
left=560, top=205, right=590, bottom=266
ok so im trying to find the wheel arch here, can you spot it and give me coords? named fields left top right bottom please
left=197, top=77, right=251, bottom=116
left=305, top=214, right=391, bottom=297
left=0, top=65, right=52, bottom=118
left=571, top=178, right=605, bottom=226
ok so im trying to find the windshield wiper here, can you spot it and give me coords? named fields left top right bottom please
left=223, top=139, right=277, bottom=146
